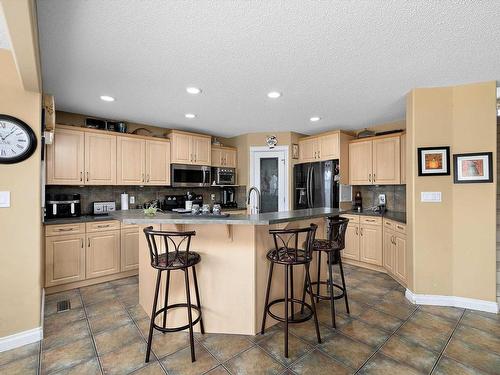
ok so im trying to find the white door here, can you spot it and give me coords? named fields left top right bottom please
left=250, top=146, right=288, bottom=213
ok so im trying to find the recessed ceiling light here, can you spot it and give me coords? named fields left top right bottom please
left=310, top=116, right=321, bottom=122
left=185, top=113, right=196, bottom=119
left=186, top=87, right=202, bottom=95
left=100, top=95, right=115, bottom=102
left=267, top=91, right=282, bottom=99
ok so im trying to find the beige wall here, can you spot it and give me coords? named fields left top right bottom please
left=0, top=49, right=42, bottom=337
left=406, top=81, right=497, bottom=302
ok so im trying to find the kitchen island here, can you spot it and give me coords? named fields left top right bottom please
left=111, top=208, right=339, bottom=335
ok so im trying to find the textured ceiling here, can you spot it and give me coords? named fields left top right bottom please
left=37, top=1, right=500, bottom=137
left=0, top=6, right=11, bottom=50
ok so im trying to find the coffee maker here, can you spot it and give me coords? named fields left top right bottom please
left=221, top=187, right=237, bottom=208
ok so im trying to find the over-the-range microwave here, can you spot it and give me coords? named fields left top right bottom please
left=171, top=164, right=211, bottom=187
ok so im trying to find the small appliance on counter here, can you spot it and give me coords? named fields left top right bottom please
left=93, top=201, right=116, bottom=215
left=353, top=191, right=363, bottom=211
left=221, top=186, right=237, bottom=208
left=212, top=167, right=236, bottom=186
left=376, top=193, right=386, bottom=214
left=120, top=193, right=129, bottom=210
left=45, top=193, right=81, bottom=219
left=161, top=194, right=203, bottom=211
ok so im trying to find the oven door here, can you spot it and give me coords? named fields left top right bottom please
left=171, top=164, right=211, bottom=187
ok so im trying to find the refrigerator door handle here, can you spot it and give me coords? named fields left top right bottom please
left=309, top=167, right=315, bottom=208
left=306, top=166, right=312, bottom=208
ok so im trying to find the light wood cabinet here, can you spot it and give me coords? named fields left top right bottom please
left=212, top=147, right=237, bottom=168
left=349, top=140, right=373, bottom=185
left=84, top=132, right=116, bottom=185
left=383, top=230, right=395, bottom=273
left=121, top=227, right=139, bottom=272
left=372, top=137, right=400, bottom=185
left=45, top=234, right=85, bottom=287
left=146, top=140, right=171, bottom=185
left=86, top=230, right=121, bottom=279
left=383, top=219, right=407, bottom=286
left=169, top=131, right=211, bottom=166
left=319, top=133, right=339, bottom=160
left=299, top=138, right=319, bottom=162
left=117, top=137, right=146, bottom=185
left=46, top=127, right=85, bottom=185
left=298, top=132, right=342, bottom=163
left=400, top=134, right=406, bottom=184
left=359, top=223, right=383, bottom=266
left=394, top=234, right=407, bottom=283
left=343, top=224, right=360, bottom=261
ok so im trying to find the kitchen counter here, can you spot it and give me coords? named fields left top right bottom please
left=340, top=209, right=407, bottom=224
left=43, top=215, right=117, bottom=225
left=110, top=207, right=340, bottom=225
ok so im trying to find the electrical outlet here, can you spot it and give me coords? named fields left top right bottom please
left=0, top=191, right=10, bottom=208
left=211, top=194, right=216, bottom=201
left=129, top=196, right=135, bottom=204
left=378, top=194, right=386, bottom=205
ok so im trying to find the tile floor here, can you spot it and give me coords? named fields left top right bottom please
left=1, top=264, right=499, bottom=374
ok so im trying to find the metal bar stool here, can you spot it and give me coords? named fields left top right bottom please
left=143, top=226, right=204, bottom=363
left=301, top=216, right=349, bottom=328
left=261, top=223, right=321, bottom=358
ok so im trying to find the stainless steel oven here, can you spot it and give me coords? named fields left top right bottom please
left=212, top=167, right=236, bottom=185
left=171, top=164, right=211, bottom=187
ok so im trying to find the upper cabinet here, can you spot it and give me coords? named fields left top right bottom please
left=46, top=127, right=85, bottom=185
left=146, top=140, right=171, bottom=185
left=169, top=130, right=211, bottom=166
left=298, top=138, right=319, bottom=162
left=84, top=132, right=117, bottom=185
left=212, top=146, right=237, bottom=168
left=349, top=134, right=403, bottom=185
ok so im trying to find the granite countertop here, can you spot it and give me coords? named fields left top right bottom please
left=339, top=209, right=406, bottom=224
left=110, top=208, right=340, bottom=225
left=43, top=215, right=117, bottom=225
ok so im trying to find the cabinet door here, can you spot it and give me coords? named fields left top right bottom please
left=400, top=134, right=406, bottom=184
left=359, top=224, right=383, bottom=266
left=319, top=133, right=339, bottom=160
left=299, top=138, right=317, bottom=162
left=342, top=224, right=360, bottom=261
left=117, top=137, right=146, bottom=185
left=224, top=149, right=237, bottom=168
left=394, top=234, right=407, bottom=284
left=383, top=230, right=395, bottom=274
left=84, top=133, right=117, bottom=185
left=46, top=128, right=85, bottom=185
left=86, top=230, right=120, bottom=279
left=45, top=234, right=85, bottom=287
left=121, top=228, right=139, bottom=271
left=192, top=136, right=211, bottom=165
left=373, top=136, right=400, bottom=185
left=170, top=133, right=192, bottom=164
left=146, top=140, right=171, bottom=185
left=349, top=141, right=373, bottom=185
left=211, top=148, right=223, bottom=167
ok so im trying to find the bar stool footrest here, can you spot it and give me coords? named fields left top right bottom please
left=153, top=303, right=202, bottom=333
left=265, top=298, right=314, bottom=324
left=309, top=280, right=346, bottom=301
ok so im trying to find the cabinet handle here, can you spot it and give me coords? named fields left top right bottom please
left=142, top=173, right=145, bottom=182
left=397, top=225, right=404, bottom=230
left=368, top=174, right=371, bottom=182
left=88, top=238, right=90, bottom=247
left=86, top=171, right=89, bottom=182
left=80, top=172, right=83, bottom=182
left=57, top=228, right=74, bottom=232
left=373, top=173, right=376, bottom=182
left=365, top=219, right=375, bottom=222
left=360, top=228, right=363, bottom=236
left=147, top=174, right=150, bottom=182
left=81, top=238, right=84, bottom=248
left=355, top=227, right=359, bottom=235
left=97, top=224, right=110, bottom=228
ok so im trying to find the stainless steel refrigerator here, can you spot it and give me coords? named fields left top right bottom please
left=294, top=160, right=339, bottom=209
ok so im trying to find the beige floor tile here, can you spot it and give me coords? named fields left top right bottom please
left=85, top=300, right=124, bottom=318
left=161, top=343, right=218, bottom=375
left=374, top=299, right=417, bottom=320
left=44, top=308, right=86, bottom=335
left=42, top=319, right=91, bottom=351
left=337, top=318, right=391, bottom=348
left=81, top=288, right=118, bottom=306
left=0, top=341, right=39, bottom=366
left=128, top=304, right=149, bottom=321
left=358, top=352, right=421, bottom=374
left=224, top=346, right=285, bottom=375
left=397, top=321, right=450, bottom=353
left=204, top=365, right=230, bottom=374
left=288, top=319, right=334, bottom=345
left=356, top=308, right=404, bottom=333
left=380, top=334, right=439, bottom=373
left=129, top=361, right=166, bottom=375
left=100, top=340, right=151, bottom=375
left=41, top=337, right=96, bottom=374
left=433, top=356, right=488, bottom=375
left=318, top=331, right=374, bottom=370
left=408, top=310, right=456, bottom=334
left=418, top=305, right=464, bottom=322
left=110, top=276, right=138, bottom=287
left=258, top=329, right=313, bottom=366
left=452, top=324, right=500, bottom=355
left=290, top=349, right=352, bottom=375
left=198, top=333, right=254, bottom=362
left=0, top=354, right=38, bottom=375
left=80, top=282, right=113, bottom=296
left=52, top=357, right=101, bottom=374
left=44, top=294, right=83, bottom=316
left=94, top=323, right=143, bottom=356
left=444, top=335, right=500, bottom=374
left=151, top=331, right=191, bottom=359
left=89, top=309, right=133, bottom=335
left=460, top=310, right=500, bottom=336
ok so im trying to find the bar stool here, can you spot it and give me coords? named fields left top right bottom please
left=261, top=224, right=321, bottom=358
left=143, top=227, right=204, bottom=363
left=301, top=216, right=350, bottom=328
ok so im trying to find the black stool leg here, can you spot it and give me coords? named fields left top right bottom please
left=192, top=265, right=205, bottom=334
left=338, top=256, right=350, bottom=314
left=162, top=270, right=171, bottom=332
left=146, top=269, right=162, bottom=363
left=315, top=251, right=321, bottom=303
left=184, top=268, right=196, bottom=362
left=327, top=252, right=336, bottom=328
left=261, top=262, right=274, bottom=334
left=305, top=264, right=321, bottom=344
left=284, top=264, right=289, bottom=358
left=289, top=264, right=294, bottom=319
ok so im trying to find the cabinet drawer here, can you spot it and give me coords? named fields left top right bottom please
left=383, top=219, right=395, bottom=231
left=384, top=219, right=406, bottom=234
left=394, top=222, right=406, bottom=235
left=86, top=220, right=121, bottom=233
left=45, top=223, right=85, bottom=237
left=121, top=223, right=139, bottom=230
left=341, top=214, right=359, bottom=223
left=360, top=216, right=382, bottom=226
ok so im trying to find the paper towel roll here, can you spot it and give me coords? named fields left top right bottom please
left=121, top=193, right=129, bottom=210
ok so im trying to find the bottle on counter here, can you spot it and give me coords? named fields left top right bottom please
left=354, top=191, right=362, bottom=212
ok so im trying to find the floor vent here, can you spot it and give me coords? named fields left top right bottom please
left=56, top=300, right=71, bottom=312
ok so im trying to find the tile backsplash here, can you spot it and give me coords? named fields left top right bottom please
left=45, top=185, right=247, bottom=215
left=351, top=185, right=406, bottom=212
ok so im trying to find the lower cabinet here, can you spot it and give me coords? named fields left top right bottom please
left=359, top=223, right=383, bottom=266
left=121, top=227, right=140, bottom=272
left=382, top=219, right=407, bottom=286
left=45, top=234, right=86, bottom=287
left=343, top=223, right=360, bottom=260
left=86, top=230, right=121, bottom=279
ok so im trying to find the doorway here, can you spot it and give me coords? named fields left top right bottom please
left=249, top=146, right=289, bottom=213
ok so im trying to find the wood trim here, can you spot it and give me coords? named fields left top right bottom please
left=167, top=129, right=212, bottom=139
left=211, top=145, right=237, bottom=151
left=45, top=223, right=86, bottom=236
left=56, top=124, right=171, bottom=143
left=349, top=132, right=405, bottom=144
left=342, top=258, right=387, bottom=273
left=299, top=129, right=355, bottom=141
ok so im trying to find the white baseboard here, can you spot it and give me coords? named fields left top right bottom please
left=0, top=327, right=43, bottom=352
left=405, top=289, right=499, bottom=314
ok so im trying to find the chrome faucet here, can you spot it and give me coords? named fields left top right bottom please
left=247, top=186, right=261, bottom=214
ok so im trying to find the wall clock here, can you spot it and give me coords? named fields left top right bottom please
left=0, top=114, right=37, bottom=164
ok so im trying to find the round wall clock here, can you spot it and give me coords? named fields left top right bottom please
left=0, top=114, right=37, bottom=164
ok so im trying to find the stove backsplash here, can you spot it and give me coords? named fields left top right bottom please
left=45, top=185, right=248, bottom=215
left=351, top=185, right=406, bottom=212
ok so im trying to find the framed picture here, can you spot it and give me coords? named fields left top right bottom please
left=453, top=152, right=493, bottom=183
left=292, top=143, right=299, bottom=159
left=417, top=147, right=450, bottom=176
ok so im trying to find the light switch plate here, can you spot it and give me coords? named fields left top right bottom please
left=129, top=196, right=135, bottom=204
left=421, top=192, right=442, bottom=202
left=0, top=191, right=11, bottom=207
